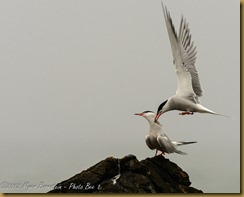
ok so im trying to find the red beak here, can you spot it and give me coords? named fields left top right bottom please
left=134, top=113, right=143, bottom=116
left=154, top=113, right=161, bottom=122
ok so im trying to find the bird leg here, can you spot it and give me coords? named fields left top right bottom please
left=179, top=111, right=194, bottom=115
left=155, top=150, right=165, bottom=156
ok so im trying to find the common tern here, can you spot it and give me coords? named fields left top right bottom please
left=135, top=111, right=197, bottom=155
left=155, top=3, right=229, bottom=121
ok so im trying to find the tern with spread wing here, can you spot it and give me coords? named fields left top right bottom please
left=135, top=111, right=197, bottom=155
left=155, top=3, right=229, bottom=121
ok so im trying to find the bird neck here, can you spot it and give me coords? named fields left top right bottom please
left=148, top=121, right=162, bottom=134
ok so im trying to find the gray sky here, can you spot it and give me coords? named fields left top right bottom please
left=0, top=0, right=239, bottom=193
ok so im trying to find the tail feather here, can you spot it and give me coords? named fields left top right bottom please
left=172, top=141, right=197, bottom=146
left=211, top=112, right=233, bottom=119
left=199, top=106, right=232, bottom=118
left=175, top=150, right=187, bottom=155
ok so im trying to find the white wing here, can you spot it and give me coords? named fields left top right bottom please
left=145, top=135, right=155, bottom=150
left=161, top=3, right=203, bottom=101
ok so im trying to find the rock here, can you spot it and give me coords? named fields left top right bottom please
left=48, top=154, right=203, bottom=193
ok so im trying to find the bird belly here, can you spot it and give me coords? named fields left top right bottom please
left=171, top=96, right=198, bottom=112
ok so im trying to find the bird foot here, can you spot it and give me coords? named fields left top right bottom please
left=155, top=150, right=165, bottom=156
left=179, top=111, right=194, bottom=115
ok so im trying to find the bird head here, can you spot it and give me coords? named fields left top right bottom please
left=154, top=100, right=168, bottom=122
left=135, top=111, right=162, bottom=126
left=134, top=111, right=155, bottom=122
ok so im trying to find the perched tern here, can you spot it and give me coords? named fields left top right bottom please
left=135, top=111, right=197, bottom=155
left=155, top=3, right=229, bottom=121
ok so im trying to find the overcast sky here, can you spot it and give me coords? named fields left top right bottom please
left=0, top=0, right=240, bottom=193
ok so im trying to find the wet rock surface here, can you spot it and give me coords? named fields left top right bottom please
left=48, top=154, right=203, bottom=193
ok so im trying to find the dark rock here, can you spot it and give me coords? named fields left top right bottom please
left=48, top=154, right=203, bottom=193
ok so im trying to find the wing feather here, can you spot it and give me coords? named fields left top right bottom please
left=161, top=2, right=203, bottom=99
left=157, top=134, right=176, bottom=154
left=145, top=135, right=155, bottom=150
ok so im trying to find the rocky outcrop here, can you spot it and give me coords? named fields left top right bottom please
left=48, top=154, right=203, bottom=193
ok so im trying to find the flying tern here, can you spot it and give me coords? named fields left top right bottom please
left=155, top=3, right=229, bottom=122
left=135, top=111, right=197, bottom=155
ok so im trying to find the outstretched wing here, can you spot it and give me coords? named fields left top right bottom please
left=161, top=2, right=203, bottom=100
